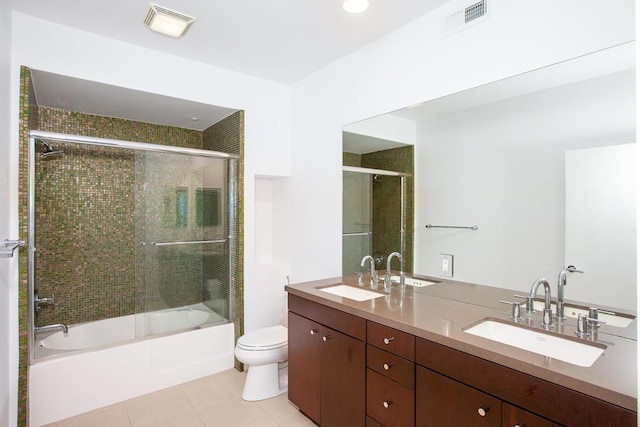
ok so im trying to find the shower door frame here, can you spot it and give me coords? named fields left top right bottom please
left=27, top=130, right=239, bottom=365
left=342, top=166, right=409, bottom=274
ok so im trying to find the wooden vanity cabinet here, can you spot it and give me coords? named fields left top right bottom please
left=288, top=294, right=366, bottom=426
left=366, top=322, right=415, bottom=427
left=416, top=338, right=636, bottom=427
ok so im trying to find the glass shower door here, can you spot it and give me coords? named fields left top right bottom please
left=135, top=151, right=231, bottom=337
left=342, top=171, right=372, bottom=276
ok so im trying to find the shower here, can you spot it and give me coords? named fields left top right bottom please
left=342, top=166, right=409, bottom=276
left=37, top=139, right=63, bottom=158
left=28, top=130, right=240, bottom=362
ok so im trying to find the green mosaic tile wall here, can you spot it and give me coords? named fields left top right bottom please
left=362, top=146, right=414, bottom=274
left=343, top=152, right=361, bottom=167
left=18, top=66, right=246, bottom=425
left=203, top=112, right=245, bottom=369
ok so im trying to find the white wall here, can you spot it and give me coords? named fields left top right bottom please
left=0, top=2, right=17, bottom=426
left=287, top=0, right=635, bottom=285
left=565, top=144, right=637, bottom=310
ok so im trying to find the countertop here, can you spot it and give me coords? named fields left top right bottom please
left=285, top=274, right=638, bottom=412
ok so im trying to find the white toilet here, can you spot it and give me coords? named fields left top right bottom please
left=234, top=324, right=288, bottom=401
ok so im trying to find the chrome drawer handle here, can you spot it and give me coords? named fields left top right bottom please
left=383, top=363, right=392, bottom=371
left=383, top=400, right=393, bottom=408
left=322, top=336, right=330, bottom=342
left=383, top=337, right=395, bottom=345
left=477, top=406, right=489, bottom=417
left=310, top=329, right=318, bottom=335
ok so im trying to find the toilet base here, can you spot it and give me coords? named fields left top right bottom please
left=241, top=362, right=288, bottom=401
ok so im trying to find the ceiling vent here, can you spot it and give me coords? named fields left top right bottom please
left=442, top=0, right=489, bottom=38
left=144, top=3, right=196, bottom=38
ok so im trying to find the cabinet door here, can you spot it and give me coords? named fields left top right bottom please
left=321, top=326, right=366, bottom=427
left=502, top=403, right=562, bottom=427
left=416, top=366, right=501, bottom=427
left=288, top=312, right=322, bottom=424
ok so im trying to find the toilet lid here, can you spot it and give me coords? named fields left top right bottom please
left=237, top=325, right=288, bottom=350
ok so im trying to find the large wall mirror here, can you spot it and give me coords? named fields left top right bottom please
left=343, top=42, right=636, bottom=311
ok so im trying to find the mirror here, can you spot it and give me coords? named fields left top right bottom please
left=343, top=42, right=636, bottom=311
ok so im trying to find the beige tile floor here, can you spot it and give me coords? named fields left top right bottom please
left=45, top=369, right=316, bottom=427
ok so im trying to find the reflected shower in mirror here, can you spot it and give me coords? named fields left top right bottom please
left=342, top=42, right=636, bottom=311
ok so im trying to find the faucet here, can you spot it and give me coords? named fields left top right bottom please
left=34, top=290, right=55, bottom=312
left=384, top=252, right=404, bottom=290
left=556, top=265, right=583, bottom=321
left=529, top=278, right=553, bottom=328
left=35, top=323, right=69, bottom=334
left=360, top=255, right=378, bottom=287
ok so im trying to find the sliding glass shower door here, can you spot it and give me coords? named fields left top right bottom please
left=342, top=171, right=372, bottom=276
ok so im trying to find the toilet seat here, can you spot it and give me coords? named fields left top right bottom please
left=237, top=325, right=288, bottom=351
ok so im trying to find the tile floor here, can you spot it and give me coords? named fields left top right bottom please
left=44, top=369, right=316, bottom=427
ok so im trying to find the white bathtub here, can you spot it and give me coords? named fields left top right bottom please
left=29, top=303, right=235, bottom=426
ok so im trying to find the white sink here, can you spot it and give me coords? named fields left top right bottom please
left=318, top=284, right=386, bottom=301
left=464, top=319, right=606, bottom=367
left=390, top=275, right=437, bottom=287
left=531, top=301, right=634, bottom=328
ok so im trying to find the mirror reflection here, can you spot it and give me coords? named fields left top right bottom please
left=343, top=42, right=636, bottom=311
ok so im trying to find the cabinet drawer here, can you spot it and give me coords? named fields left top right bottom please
left=416, top=366, right=501, bottom=427
left=367, top=369, right=415, bottom=427
left=503, top=403, right=562, bottom=427
left=367, top=345, right=415, bottom=389
left=288, top=293, right=366, bottom=340
left=367, top=321, right=415, bottom=360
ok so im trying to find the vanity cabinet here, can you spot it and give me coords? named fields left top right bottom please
left=366, top=322, right=415, bottom=427
left=288, top=294, right=366, bottom=426
left=415, top=337, right=636, bottom=426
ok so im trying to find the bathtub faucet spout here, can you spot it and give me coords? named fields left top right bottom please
left=35, top=323, right=69, bottom=335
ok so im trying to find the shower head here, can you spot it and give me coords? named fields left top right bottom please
left=37, top=139, right=64, bottom=159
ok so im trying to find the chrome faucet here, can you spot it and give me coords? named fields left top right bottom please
left=34, top=290, right=56, bottom=312
left=529, top=278, right=553, bottom=328
left=556, top=265, right=583, bottom=321
left=384, top=252, right=404, bottom=290
left=360, top=255, right=378, bottom=287
left=35, top=323, right=69, bottom=334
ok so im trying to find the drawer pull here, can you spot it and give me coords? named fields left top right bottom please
left=309, top=329, right=318, bottom=335
left=383, top=337, right=395, bottom=345
left=383, top=400, right=393, bottom=408
left=383, top=363, right=392, bottom=371
left=477, top=407, right=489, bottom=417
left=514, top=424, right=525, bottom=427
left=322, top=335, right=330, bottom=342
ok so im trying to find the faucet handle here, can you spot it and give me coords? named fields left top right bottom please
left=566, top=265, right=584, bottom=273
left=514, top=294, right=534, bottom=314
left=575, top=313, right=606, bottom=337
left=499, top=300, right=523, bottom=321
left=354, top=272, right=364, bottom=286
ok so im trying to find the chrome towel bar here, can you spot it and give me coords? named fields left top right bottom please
left=425, top=224, right=478, bottom=230
left=142, top=239, right=226, bottom=247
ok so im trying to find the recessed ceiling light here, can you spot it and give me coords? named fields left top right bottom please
left=144, top=3, right=196, bottom=38
left=343, top=0, right=370, bottom=13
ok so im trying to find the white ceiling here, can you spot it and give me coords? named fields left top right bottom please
left=11, top=0, right=450, bottom=84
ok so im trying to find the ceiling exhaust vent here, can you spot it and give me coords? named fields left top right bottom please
left=144, top=3, right=196, bottom=38
left=442, top=0, right=489, bottom=38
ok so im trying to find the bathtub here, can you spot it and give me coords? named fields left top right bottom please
left=29, top=303, right=236, bottom=426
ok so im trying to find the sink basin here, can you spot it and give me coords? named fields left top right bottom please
left=464, top=319, right=606, bottom=367
left=531, top=301, right=635, bottom=328
left=318, top=285, right=386, bottom=301
left=390, top=275, right=437, bottom=287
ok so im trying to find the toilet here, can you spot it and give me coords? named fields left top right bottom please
left=234, top=324, right=288, bottom=401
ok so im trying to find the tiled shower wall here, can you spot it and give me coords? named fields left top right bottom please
left=18, top=66, right=245, bottom=426
left=343, top=146, right=415, bottom=273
